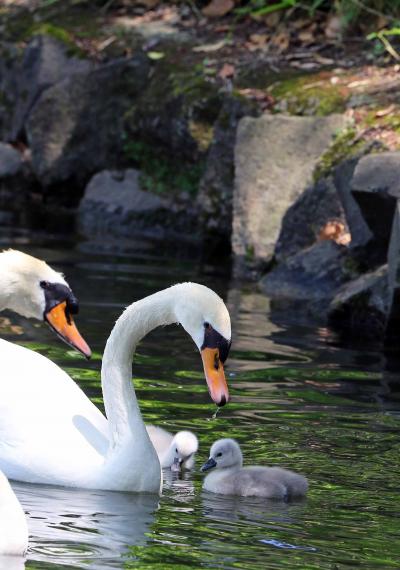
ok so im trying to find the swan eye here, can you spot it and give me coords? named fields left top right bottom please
left=175, top=448, right=178, bottom=453
left=204, top=322, right=211, bottom=329
left=40, top=280, right=51, bottom=290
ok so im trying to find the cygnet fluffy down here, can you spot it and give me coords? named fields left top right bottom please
left=201, top=438, right=308, bottom=499
left=146, top=425, right=198, bottom=471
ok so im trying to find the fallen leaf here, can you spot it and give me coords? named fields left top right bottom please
left=147, top=51, right=165, bottom=60
left=324, top=15, right=342, bottom=40
left=271, top=31, right=290, bottom=53
left=298, top=28, right=315, bottom=44
left=202, top=0, right=234, bottom=18
left=218, top=63, right=235, bottom=79
left=249, top=33, right=268, bottom=47
left=237, top=88, right=274, bottom=110
left=318, top=221, right=351, bottom=245
left=193, top=39, right=227, bottom=52
left=375, top=104, right=395, bottom=118
left=262, top=11, right=280, bottom=27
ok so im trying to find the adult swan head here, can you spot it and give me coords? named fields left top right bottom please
left=0, top=249, right=91, bottom=357
left=0, top=283, right=231, bottom=493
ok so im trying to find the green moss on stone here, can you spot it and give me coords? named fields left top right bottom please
left=313, top=128, right=363, bottom=181
left=123, top=138, right=204, bottom=197
left=188, top=120, right=214, bottom=152
left=270, top=74, right=348, bottom=117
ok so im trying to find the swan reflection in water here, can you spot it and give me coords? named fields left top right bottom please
left=13, top=481, right=159, bottom=570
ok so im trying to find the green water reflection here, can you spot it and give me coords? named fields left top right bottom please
left=0, top=235, right=399, bottom=569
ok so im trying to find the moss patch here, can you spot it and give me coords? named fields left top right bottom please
left=313, top=128, right=363, bottom=180
left=123, top=138, right=204, bottom=197
left=188, top=120, right=214, bottom=153
left=270, top=74, right=348, bottom=117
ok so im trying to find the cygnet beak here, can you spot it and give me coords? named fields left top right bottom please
left=200, top=457, right=217, bottom=472
left=171, top=457, right=182, bottom=472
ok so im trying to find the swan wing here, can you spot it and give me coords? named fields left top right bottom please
left=145, top=425, right=173, bottom=456
left=0, top=340, right=110, bottom=486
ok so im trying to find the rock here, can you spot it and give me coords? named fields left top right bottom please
left=0, top=43, right=21, bottom=140
left=351, top=152, right=400, bottom=249
left=0, top=142, right=36, bottom=226
left=9, top=35, right=92, bottom=142
left=26, top=55, right=150, bottom=194
left=124, top=59, right=222, bottom=161
left=385, top=202, right=400, bottom=347
left=0, top=36, right=91, bottom=142
left=328, top=265, right=389, bottom=340
left=0, top=142, right=23, bottom=177
left=196, top=96, right=258, bottom=245
left=333, top=154, right=373, bottom=249
left=78, top=169, right=195, bottom=241
left=275, top=176, right=346, bottom=260
left=259, top=240, right=351, bottom=302
left=78, top=169, right=166, bottom=235
left=232, top=113, right=348, bottom=267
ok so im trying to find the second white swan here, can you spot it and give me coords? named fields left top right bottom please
left=0, top=283, right=231, bottom=493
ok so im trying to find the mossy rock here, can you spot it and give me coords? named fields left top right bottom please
left=270, top=74, right=348, bottom=117
left=122, top=138, right=205, bottom=198
left=314, top=126, right=388, bottom=181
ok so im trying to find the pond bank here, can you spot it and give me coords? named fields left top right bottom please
left=1, top=2, right=400, bottom=343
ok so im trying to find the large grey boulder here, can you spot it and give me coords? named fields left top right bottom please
left=78, top=169, right=169, bottom=238
left=0, top=36, right=91, bottom=142
left=351, top=152, right=400, bottom=249
left=260, top=240, right=351, bottom=302
left=10, top=35, right=92, bottom=142
left=385, top=202, right=400, bottom=346
left=328, top=265, right=389, bottom=340
left=0, top=142, right=35, bottom=226
left=196, top=96, right=258, bottom=244
left=232, top=113, right=348, bottom=265
left=333, top=153, right=373, bottom=249
left=26, top=55, right=150, bottom=191
left=275, top=176, right=346, bottom=261
left=0, top=142, right=23, bottom=177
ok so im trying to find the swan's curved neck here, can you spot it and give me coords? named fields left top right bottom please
left=102, top=287, right=178, bottom=449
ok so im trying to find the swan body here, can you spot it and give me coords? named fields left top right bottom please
left=201, top=439, right=308, bottom=499
left=0, top=283, right=231, bottom=493
left=146, top=426, right=198, bottom=470
left=0, top=470, right=28, bottom=556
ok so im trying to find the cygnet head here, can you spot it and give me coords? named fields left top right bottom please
left=201, top=438, right=243, bottom=472
left=173, top=283, right=231, bottom=407
left=1, top=249, right=91, bottom=358
left=170, top=431, right=199, bottom=472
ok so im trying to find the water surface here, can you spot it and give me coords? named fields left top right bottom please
left=1, top=231, right=399, bottom=569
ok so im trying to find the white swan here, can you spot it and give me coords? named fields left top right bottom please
left=0, top=470, right=28, bottom=556
left=201, top=439, right=308, bottom=499
left=146, top=426, right=198, bottom=470
left=0, top=249, right=91, bottom=357
left=0, top=283, right=231, bottom=493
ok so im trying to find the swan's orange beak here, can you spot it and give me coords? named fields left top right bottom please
left=45, top=301, right=92, bottom=359
left=201, top=347, right=229, bottom=407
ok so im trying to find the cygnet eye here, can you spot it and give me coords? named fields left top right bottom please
left=216, top=452, right=222, bottom=458
left=175, top=448, right=178, bottom=453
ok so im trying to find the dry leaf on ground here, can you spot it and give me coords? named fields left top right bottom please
left=202, top=0, right=234, bottom=18
left=218, top=62, right=235, bottom=78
